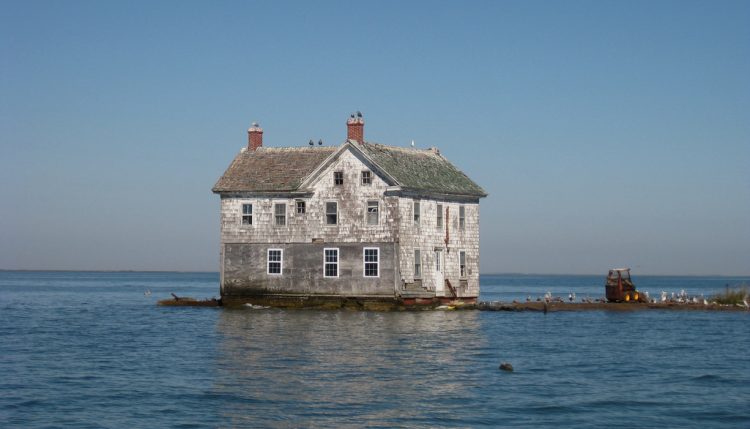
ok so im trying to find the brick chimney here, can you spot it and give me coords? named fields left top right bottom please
left=346, top=112, right=364, bottom=142
left=248, top=122, right=263, bottom=151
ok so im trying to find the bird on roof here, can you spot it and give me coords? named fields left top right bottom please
left=318, top=139, right=322, bottom=146
left=356, top=111, right=362, bottom=118
left=350, top=113, right=355, bottom=119
left=309, top=139, right=314, bottom=146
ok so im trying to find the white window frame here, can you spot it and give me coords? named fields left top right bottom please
left=413, top=200, right=420, bottom=225
left=366, top=200, right=379, bottom=225
left=435, top=249, right=442, bottom=273
left=363, top=247, right=380, bottom=278
left=459, top=205, right=465, bottom=230
left=324, top=248, right=339, bottom=278
left=414, top=249, right=422, bottom=278
left=436, top=203, right=443, bottom=229
left=241, top=203, right=253, bottom=226
left=361, top=170, right=372, bottom=186
left=267, top=249, right=283, bottom=275
left=274, top=202, right=286, bottom=226
left=459, top=250, right=467, bottom=278
left=325, top=201, right=338, bottom=225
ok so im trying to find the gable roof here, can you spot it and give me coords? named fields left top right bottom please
left=213, top=141, right=487, bottom=198
left=357, top=142, right=487, bottom=197
left=212, top=146, right=336, bottom=193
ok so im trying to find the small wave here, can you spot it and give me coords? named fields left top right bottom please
left=690, top=374, right=723, bottom=382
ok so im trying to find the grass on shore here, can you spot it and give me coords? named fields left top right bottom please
left=711, top=285, right=749, bottom=305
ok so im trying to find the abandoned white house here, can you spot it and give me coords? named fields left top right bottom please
left=212, top=114, right=487, bottom=307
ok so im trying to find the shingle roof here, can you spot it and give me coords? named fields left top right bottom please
left=213, top=141, right=486, bottom=198
left=359, top=142, right=487, bottom=197
left=212, top=146, right=336, bottom=192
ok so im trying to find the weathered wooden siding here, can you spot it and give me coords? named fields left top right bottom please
left=218, top=145, right=481, bottom=300
left=223, top=242, right=397, bottom=297
left=397, top=198, right=480, bottom=298
left=220, top=149, right=397, bottom=244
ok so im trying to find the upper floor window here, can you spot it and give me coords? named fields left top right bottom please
left=436, top=204, right=443, bottom=228
left=274, top=203, right=286, bottom=226
left=459, top=250, right=467, bottom=278
left=267, top=249, right=283, bottom=275
left=413, top=201, right=420, bottom=225
left=324, top=248, right=339, bottom=278
left=334, top=171, right=344, bottom=185
left=363, top=247, right=379, bottom=277
left=459, top=205, right=465, bottom=230
left=326, top=202, right=338, bottom=225
left=296, top=200, right=306, bottom=214
left=361, top=171, right=372, bottom=185
left=367, top=200, right=379, bottom=225
left=414, top=249, right=422, bottom=278
left=241, top=203, right=253, bottom=225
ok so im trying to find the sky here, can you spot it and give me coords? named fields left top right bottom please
left=1, top=0, right=748, bottom=275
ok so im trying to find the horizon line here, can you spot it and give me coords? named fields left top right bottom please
left=1, top=269, right=748, bottom=278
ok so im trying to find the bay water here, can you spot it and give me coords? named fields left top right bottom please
left=1, top=271, right=748, bottom=428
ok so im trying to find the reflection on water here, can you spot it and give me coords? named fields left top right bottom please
left=213, top=310, right=485, bottom=427
left=2, top=272, right=749, bottom=428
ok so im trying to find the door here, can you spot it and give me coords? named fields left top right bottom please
left=434, top=249, right=444, bottom=295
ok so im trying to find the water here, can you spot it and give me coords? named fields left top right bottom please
left=1, top=271, right=749, bottom=428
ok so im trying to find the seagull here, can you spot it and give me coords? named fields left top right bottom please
left=318, top=139, right=323, bottom=145
left=411, top=140, right=415, bottom=148
left=526, top=295, right=531, bottom=302
left=356, top=111, right=362, bottom=118
left=144, top=289, right=151, bottom=296
left=568, top=292, right=576, bottom=302
left=309, top=139, right=314, bottom=146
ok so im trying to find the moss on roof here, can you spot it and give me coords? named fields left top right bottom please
left=212, top=146, right=336, bottom=192
left=359, top=142, right=487, bottom=197
left=213, top=141, right=486, bottom=198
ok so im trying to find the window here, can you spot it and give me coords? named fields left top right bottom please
left=241, top=203, right=253, bottom=225
left=334, top=171, right=344, bottom=185
left=274, top=203, right=286, bottom=226
left=459, top=250, right=467, bottom=278
left=326, top=202, right=338, bottom=225
left=267, top=249, right=283, bottom=275
left=363, top=247, right=379, bottom=277
left=367, top=200, right=379, bottom=225
left=296, top=200, right=306, bottom=214
left=324, top=248, right=339, bottom=278
left=436, top=204, right=443, bottom=228
left=361, top=170, right=371, bottom=185
left=413, top=201, right=420, bottom=225
left=435, top=249, right=442, bottom=272
left=459, top=205, right=465, bottom=230
left=414, top=249, right=422, bottom=278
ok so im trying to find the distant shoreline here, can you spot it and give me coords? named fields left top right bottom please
left=1, top=269, right=748, bottom=278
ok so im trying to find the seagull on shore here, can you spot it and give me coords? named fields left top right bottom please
left=568, top=292, right=576, bottom=302
left=661, top=291, right=667, bottom=303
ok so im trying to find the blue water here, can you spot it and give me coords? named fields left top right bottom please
left=1, top=271, right=749, bottom=428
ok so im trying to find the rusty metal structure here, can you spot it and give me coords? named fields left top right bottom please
left=605, top=268, right=644, bottom=302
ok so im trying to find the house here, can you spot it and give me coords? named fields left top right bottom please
left=212, top=114, right=487, bottom=308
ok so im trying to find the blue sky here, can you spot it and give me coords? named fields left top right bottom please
left=1, top=0, right=748, bottom=275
